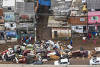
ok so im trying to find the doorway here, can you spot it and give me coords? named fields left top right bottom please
left=54, top=31, right=58, bottom=38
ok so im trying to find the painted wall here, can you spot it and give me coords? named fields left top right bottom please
left=88, top=11, right=100, bottom=24
left=0, top=16, right=4, bottom=23
left=0, top=8, right=3, bottom=16
left=69, top=16, right=87, bottom=25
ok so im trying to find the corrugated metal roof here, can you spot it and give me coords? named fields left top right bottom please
left=87, top=0, right=100, bottom=10
left=0, top=0, right=2, bottom=8
left=16, top=2, right=34, bottom=14
left=48, top=16, right=68, bottom=27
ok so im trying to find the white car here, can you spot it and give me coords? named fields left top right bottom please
left=95, top=47, right=100, bottom=52
left=54, top=58, right=70, bottom=65
left=90, top=57, right=100, bottom=65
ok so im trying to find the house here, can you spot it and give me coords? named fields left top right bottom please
left=2, top=0, right=16, bottom=11
left=70, top=0, right=87, bottom=16
left=48, top=0, right=72, bottom=39
left=69, top=16, right=87, bottom=34
left=87, top=0, right=100, bottom=33
left=16, top=1, right=35, bottom=38
left=88, top=11, right=100, bottom=33
left=69, top=0, right=88, bottom=34
left=48, top=16, right=71, bottom=39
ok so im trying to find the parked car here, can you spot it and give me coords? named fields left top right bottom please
left=90, top=56, right=100, bottom=65
left=54, top=58, right=70, bottom=65
left=95, top=47, right=100, bottom=53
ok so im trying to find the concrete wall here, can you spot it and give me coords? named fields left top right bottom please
left=0, top=65, right=100, bottom=67
left=52, top=28, right=71, bottom=39
left=69, top=16, right=87, bottom=25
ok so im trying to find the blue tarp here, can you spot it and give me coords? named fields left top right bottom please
left=6, top=31, right=17, bottom=37
left=38, top=0, right=51, bottom=6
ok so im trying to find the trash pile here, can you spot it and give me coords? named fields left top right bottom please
left=0, top=40, right=97, bottom=64
left=0, top=40, right=73, bottom=64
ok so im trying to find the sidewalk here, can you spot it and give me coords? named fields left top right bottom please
left=0, top=38, right=17, bottom=44
left=0, top=40, right=6, bottom=44
left=7, top=38, right=17, bottom=42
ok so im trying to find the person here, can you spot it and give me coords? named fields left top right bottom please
left=21, top=36, right=25, bottom=44
left=25, top=38, right=30, bottom=44
left=34, top=0, right=51, bottom=40
left=1, top=32, right=4, bottom=40
left=88, top=33, right=91, bottom=40
left=29, top=36, right=32, bottom=43
left=82, top=3, right=87, bottom=14
left=82, top=36, right=86, bottom=43
left=70, top=39, right=73, bottom=46
left=92, top=31, right=96, bottom=38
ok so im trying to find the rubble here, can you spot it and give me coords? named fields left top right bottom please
left=0, top=40, right=70, bottom=64
left=0, top=40, right=97, bottom=65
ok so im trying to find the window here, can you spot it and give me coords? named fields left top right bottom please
left=89, top=26, right=95, bottom=32
left=83, top=26, right=86, bottom=32
left=80, top=18, right=85, bottom=21
left=8, top=7, right=12, bottom=10
left=10, top=24, right=13, bottom=27
left=91, top=16, right=98, bottom=21
left=0, top=16, right=2, bottom=19
left=76, top=26, right=78, bottom=29
left=97, top=26, right=100, bottom=32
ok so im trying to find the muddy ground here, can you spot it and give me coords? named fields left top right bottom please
left=0, top=37, right=100, bottom=64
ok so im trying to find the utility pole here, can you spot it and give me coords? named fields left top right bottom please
left=33, top=0, right=37, bottom=42
left=34, top=25, right=36, bottom=42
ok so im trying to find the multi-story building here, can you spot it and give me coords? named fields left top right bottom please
left=87, top=0, right=100, bottom=33
left=48, top=0, right=72, bottom=40
left=2, top=0, right=17, bottom=41
left=48, top=16, right=71, bottom=40
left=69, top=0, right=88, bottom=34
left=16, top=0, right=35, bottom=38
